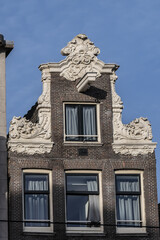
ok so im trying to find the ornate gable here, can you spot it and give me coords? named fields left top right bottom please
left=8, top=34, right=156, bottom=155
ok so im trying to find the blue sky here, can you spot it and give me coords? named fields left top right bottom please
left=1, top=0, right=160, bottom=201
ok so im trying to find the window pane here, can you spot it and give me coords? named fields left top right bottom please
left=116, top=195, right=141, bottom=227
left=65, top=105, right=79, bottom=141
left=25, top=174, right=48, bottom=191
left=65, top=104, right=98, bottom=142
left=82, top=105, right=97, bottom=141
left=25, top=194, right=49, bottom=227
left=66, top=175, right=98, bottom=192
left=67, top=195, right=89, bottom=227
left=66, top=173, right=100, bottom=228
left=116, top=175, right=140, bottom=192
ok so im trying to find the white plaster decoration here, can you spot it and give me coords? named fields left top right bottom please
left=110, top=72, right=123, bottom=110
left=112, top=143, right=157, bottom=156
left=60, top=34, right=104, bottom=81
left=111, top=72, right=157, bottom=155
left=76, top=72, right=97, bottom=92
left=39, top=62, right=118, bottom=75
left=8, top=73, right=53, bottom=155
left=38, top=72, right=51, bottom=108
left=9, top=114, right=51, bottom=140
left=8, top=142, right=53, bottom=155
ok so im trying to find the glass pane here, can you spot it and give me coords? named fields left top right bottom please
left=25, top=174, right=48, bottom=191
left=116, top=195, right=141, bottom=227
left=65, top=104, right=98, bottom=142
left=65, top=105, right=79, bottom=141
left=116, top=175, right=140, bottom=192
left=66, top=175, right=98, bottom=192
left=82, top=105, right=97, bottom=141
left=25, top=194, right=49, bottom=227
left=67, top=195, right=89, bottom=227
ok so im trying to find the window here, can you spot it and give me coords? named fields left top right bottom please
left=65, top=171, right=103, bottom=233
left=115, top=171, right=146, bottom=234
left=64, top=104, right=100, bottom=142
left=23, top=170, right=53, bottom=232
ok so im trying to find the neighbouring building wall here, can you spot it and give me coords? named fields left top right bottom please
left=0, top=34, right=13, bottom=240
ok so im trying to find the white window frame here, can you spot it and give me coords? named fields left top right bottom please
left=63, top=103, right=101, bottom=144
left=115, top=170, right=146, bottom=234
left=23, top=169, right=53, bottom=233
left=65, top=170, right=103, bottom=233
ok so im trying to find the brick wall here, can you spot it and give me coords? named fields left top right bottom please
left=8, top=73, right=159, bottom=240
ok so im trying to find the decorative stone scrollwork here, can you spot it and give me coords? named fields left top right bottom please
left=38, top=73, right=51, bottom=108
left=112, top=143, right=156, bottom=156
left=60, top=34, right=104, bottom=81
left=9, top=114, right=51, bottom=140
left=111, top=72, right=156, bottom=155
left=114, top=117, right=152, bottom=141
left=110, top=72, right=123, bottom=109
left=9, top=143, right=52, bottom=155
left=8, top=73, right=53, bottom=155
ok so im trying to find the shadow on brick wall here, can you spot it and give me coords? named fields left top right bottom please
left=85, top=86, right=107, bottom=100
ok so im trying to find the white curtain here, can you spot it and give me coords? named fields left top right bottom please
left=117, top=196, right=140, bottom=224
left=25, top=176, right=49, bottom=227
left=116, top=177, right=140, bottom=226
left=83, top=106, right=96, bottom=141
left=87, top=181, right=100, bottom=223
left=117, top=179, right=139, bottom=192
left=66, top=105, right=78, bottom=140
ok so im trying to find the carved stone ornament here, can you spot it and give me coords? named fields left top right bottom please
left=8, top=73, right=53, bottom=155
left=60, top=34, right=104, bottom=81
left=111, top=72, right=157, bottom=156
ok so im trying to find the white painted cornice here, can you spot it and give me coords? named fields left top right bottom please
left=39, top=62, right=119, bottom=74
left=111, top=72, right=157, bottom=155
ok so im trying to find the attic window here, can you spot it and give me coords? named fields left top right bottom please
left=64, top=103, right=100, bottom=142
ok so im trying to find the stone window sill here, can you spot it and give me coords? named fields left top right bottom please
left=66, top=233, right=106, bottom=237
left=23, top=232, right=56, bottom=236
left=63, top=142, right=103, bottom=147
left=116, top=233, right=148, bottom=237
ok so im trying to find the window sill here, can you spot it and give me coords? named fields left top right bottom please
left=66, top=225, right=104, bottom=236
left=116, top=228, right=147, bottom=236
left=63, top=142, right=103, bottom=147
left=116, top=233, right=148, bottom=237
left=66, top=233, right=106, bottom=237
left=23, top=232, right=56, bottom=236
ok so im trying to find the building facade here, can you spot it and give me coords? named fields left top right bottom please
left=0, top=34, right=13, bottom=240
left=8, top=34, right=159, bottom=239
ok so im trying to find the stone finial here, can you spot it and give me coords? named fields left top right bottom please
left=61, top=34, right=100, bottom=56
left=60, top=34, right=104, bottom=81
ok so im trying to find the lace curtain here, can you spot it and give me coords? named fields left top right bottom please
left=25, top=175, right=49, bottom=227
left=116, top=176, right=140, bottom=226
